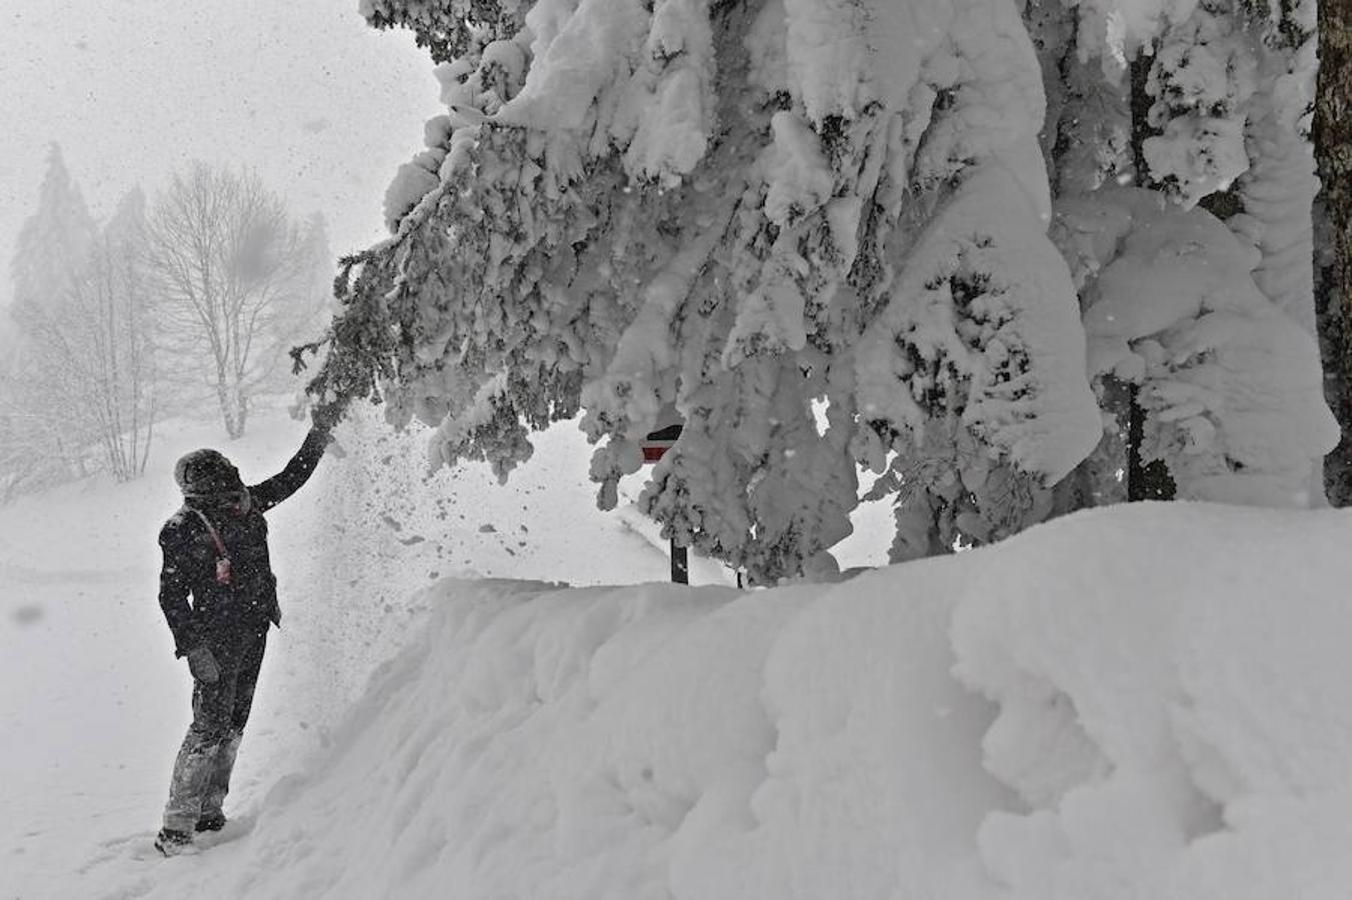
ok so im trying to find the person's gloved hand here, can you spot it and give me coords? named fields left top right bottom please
left=310, top=401, right=343, bottom=434
left=186, top=645, right=220, bottom=683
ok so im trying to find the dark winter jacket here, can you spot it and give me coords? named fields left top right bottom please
left=157, top=428, right=329, bottom=658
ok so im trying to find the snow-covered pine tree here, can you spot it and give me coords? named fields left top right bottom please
left=1029, top=0, right=1336, bottom=508
left=4, top=165, right=158, bottom=489
left=1226, top=0, right=1320, bottom=332
left=1025, top=0, right=1134, bottom=199
left=1054, top=187, right=1336, bottom=505
left=1023, top=0, right=1139, bottom=510
left=9, top=144, right=96, bottom=320
left=3, top=144, right=102, bottom=489
left=304, top=0, right=1103, bottom=581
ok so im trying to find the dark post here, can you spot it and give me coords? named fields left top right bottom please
left=670, top=539, right=688, bottom=584
left=1126, top=384, right=1176, bottom=501
left=1124, top=53, right=1177, bottom=503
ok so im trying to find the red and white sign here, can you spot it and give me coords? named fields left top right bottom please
left=640, top=404, right=684, bottom=464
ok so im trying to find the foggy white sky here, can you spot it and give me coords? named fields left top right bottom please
left=0, top=0, right=439, bottom=317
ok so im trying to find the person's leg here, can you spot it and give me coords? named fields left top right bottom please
left=200, top=629, right=267, bottom=824
left=193, top=728, right=239, bottom=831
left=162, top=655, right=239, bottom=835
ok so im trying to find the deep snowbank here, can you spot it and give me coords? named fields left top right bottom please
left=120, top=501, right=1352, bottom=899
left=0, top=405, right=736, bottom=898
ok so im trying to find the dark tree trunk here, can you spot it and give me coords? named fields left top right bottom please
left=1125, top=384, right=1177, bottom=501
left=1126, top=52, right=1178, bottom=502
left=1315, top=0, right=1352, bottom=505
left=1129, top=53, right=1155, bottom=186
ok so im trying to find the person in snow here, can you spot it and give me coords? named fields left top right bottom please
left=154, top=405, right=341, bottom=856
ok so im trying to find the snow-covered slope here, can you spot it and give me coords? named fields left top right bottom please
left=54, top=491, right=1352, bottom=898
left=0, top=403, right=735, bottom=899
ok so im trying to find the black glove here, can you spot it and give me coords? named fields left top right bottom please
left=186, top=645, right=221, bottom=683
left=310, top=402, right=343, bottom=434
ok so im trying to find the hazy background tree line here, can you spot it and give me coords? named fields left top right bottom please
left=0, top=146, right=331, bottom=500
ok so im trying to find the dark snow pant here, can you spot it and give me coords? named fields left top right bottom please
left=162, top=629, right=266, bottom=834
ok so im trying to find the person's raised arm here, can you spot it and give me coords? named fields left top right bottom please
left=248, top=422, right=333, bottom=514
left=248, top=404, right=343, bottom=512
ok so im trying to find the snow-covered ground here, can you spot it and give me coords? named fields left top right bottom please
left=5, top=405, right=1352, bottom=898
left=0, top=403, right=740, bottom=898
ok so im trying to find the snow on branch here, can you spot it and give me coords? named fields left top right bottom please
left=1052, top=187, right=1336, bottom=506
left=313, top=0, right=1108, bottom=580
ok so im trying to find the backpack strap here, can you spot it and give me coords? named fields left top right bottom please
left=188, top=508, right=233, bottom=585
left=189, top=508, right=228, bottom=557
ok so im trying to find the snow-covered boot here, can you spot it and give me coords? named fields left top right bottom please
left=154, top=828, right=194, bottom=856
left=196, top=811, right=227, bottom=833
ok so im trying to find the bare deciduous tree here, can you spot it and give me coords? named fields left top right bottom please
left=79, top=191, right=157, bottom=479
left=146, top=163, right=318, bottom=439
left=2, top=149, right=159, bottom=495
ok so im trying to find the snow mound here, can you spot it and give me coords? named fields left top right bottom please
left=123, top=503, right=1352, bottom=899
left=953, top=503, right=1352, bottom=898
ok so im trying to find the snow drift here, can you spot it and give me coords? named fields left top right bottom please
left=127, top=502, right=1352, bottom=899
left=102, top=500, right=1352, bottom=891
